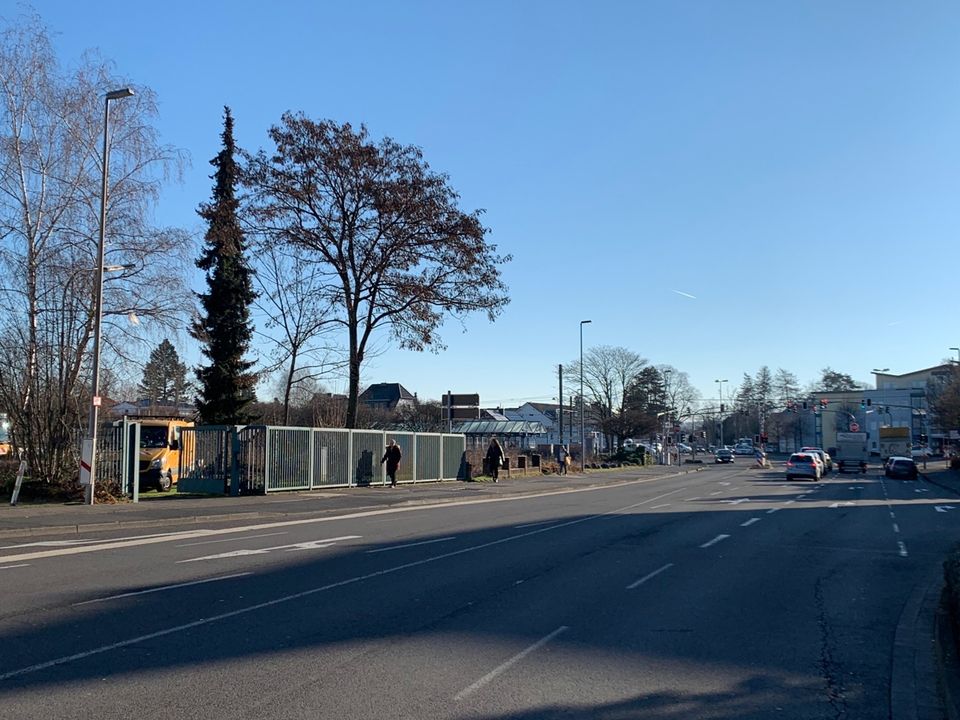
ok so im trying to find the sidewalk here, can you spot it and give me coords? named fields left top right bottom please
left=0, top=464, right=699, bottom=539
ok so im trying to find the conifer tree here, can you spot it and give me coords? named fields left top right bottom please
left=191, top=107, right=258, bottom=425
left=139, top=339, right=189, bottom=405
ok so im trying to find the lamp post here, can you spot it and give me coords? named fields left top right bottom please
left=579, top=320, right=591, bottom=471
left=715, top=379, right=728, bottom=447
left=82, top=87, right=134, bottom=506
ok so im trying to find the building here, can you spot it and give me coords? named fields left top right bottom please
left=358, top=383, right=416, bottom=412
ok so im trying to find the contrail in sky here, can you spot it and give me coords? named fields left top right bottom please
left=671, top=290, right=697, bottom=299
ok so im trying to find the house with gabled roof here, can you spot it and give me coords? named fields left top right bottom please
left=359, top=383, right=417, bottom=412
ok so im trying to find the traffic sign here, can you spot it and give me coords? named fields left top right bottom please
left=849, top=422, right=860, bottom=432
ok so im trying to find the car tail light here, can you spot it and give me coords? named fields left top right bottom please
left=786, top=461, right=794, bottom=468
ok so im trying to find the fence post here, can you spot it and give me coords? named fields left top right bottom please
left=230, top=427, right=240, bottom=496
left=439, top=434, right=444, bottom=481
left=412, top=435, right=419, bottom=483
left=347, top=430, right=355, bottom=487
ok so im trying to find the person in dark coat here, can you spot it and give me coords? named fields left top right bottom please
left=381, top=439, right=402, bottom=487
left=485, top=438, right=505, bottom=483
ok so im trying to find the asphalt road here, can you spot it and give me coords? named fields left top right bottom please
left=0, top=462, right=956, bottom=719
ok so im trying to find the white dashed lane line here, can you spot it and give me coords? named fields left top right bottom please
left=740, top=518, right=760, bottom=527
left=700, top=534, right=730, bottom=549
left=626, top=563, right=674, bottom=590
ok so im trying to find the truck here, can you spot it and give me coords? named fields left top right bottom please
left=835, top=431, right=867, bottom=474
left=879, top=426, right=911, bottom=462
left=136, top=418, right=193, bottom=491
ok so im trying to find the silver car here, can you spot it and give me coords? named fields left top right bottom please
left=786, top=452, right=822, bottom=481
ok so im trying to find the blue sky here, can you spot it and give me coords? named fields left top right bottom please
left=25, top=0, right=960, bottom=407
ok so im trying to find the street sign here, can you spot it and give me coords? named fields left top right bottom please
left=849, top=422, right=860, bottom=432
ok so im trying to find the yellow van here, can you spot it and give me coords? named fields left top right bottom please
left=138, top=418, right=193, bottom=491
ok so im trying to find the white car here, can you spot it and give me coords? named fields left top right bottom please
left=733, top=445, right=754, bottom=455
left=911, top=446, right=931, bottom=459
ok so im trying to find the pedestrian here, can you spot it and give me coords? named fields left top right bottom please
left=381, top=439, right=402, bottom=487
left=559, top=445, right=569, bottom=475
left=486, top=437, right=505, bottom=483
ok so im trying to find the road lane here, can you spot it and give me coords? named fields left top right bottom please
left=1, top=463, right=951, bottom=718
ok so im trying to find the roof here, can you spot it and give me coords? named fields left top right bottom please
left=452, top=420, right=546, bottom=435
left=359, top=383, right=416, bottom=405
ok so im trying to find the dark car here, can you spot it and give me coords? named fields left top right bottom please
left=714, top=448, right=734, bottom=464
left=885, top=456, right=919, bottom=480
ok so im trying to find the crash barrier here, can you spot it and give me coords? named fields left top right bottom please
left=176, top=425, right=466, bottom=495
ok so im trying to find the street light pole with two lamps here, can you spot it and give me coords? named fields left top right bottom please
left=715, top=379, right=728, bottom=447
left=82, top=87, right=135, bottom=506
left=579, top=319, right=591, bottom=472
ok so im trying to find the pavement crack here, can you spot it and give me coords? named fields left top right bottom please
left=814, top=578, right=848, bottom=720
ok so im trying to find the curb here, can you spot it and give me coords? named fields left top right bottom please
left=935, top=589, right=960, bottom=720
left=0, top=467, right=702, bottom=540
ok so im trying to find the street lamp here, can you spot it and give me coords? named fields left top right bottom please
left=579, top=320, right=591, bottom=472
left=715, top=379, right=728, bottom=447
left=82, top=87, right=134, bottom=506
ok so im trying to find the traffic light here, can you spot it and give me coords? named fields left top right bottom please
left=860, top=399, right=866, bottom=409
left=761, top=432, right=768, bottom=444
left=802, top=401, right=808, bottom=410
left=866, top=398, right=872, bottom=407
left=720, top=403, right=725, bottom=413
left=701, top=430, right=707, bottom=439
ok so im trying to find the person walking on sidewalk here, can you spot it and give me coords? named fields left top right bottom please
left=559, top=445, right=569, bottom=475
left=381, top=439, right=402, bottom=487
left=486, top=438, right=505, bottom=483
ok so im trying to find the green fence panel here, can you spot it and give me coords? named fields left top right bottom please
left=416, top=434, right=441, bottom=482
left=178, top=427, right=232, bottom=495
left=351, top=430, right=385, bottom=486
left=265, top=427, right=312, bottom=492
left=442, top=434, right=466, bottom=480
left=311, top=429, right=349, bottom=487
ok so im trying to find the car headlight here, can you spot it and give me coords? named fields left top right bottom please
left=150, top=458, right=162, bottom=470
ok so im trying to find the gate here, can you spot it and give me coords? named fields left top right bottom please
left=177, top=426, right=234, bottom=495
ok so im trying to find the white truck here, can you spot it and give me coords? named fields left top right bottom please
left=879, top=426, right=911, bottom=461
left=835, top=431, right=868, bottom=474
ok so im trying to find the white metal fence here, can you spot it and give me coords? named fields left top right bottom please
left=177, top=425, right=466, bottom=494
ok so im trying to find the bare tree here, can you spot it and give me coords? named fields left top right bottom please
left=570, top=346, right=647, bottom=450
left=243, top=115, right=511, bottom=428
left=0, top=12, right=188, bottom=485
left=251, top=241, right=343, bottom=425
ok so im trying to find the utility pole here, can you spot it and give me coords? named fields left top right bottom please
left=558, top=365, right=563, bottom=447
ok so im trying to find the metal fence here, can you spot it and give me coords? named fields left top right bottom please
left=176, top=425, right=465, bottom=495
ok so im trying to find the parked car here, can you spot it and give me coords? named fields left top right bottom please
left=714, top=448, right=734, bottom=464
left=800, top=447, right=830, bottom=473
left=785, top=452, right=821, bottom=481
left=885, top=456, right=919, bottom=480
left=676, top=442, right=692, bottom=454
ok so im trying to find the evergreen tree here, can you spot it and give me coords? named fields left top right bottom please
left=191, top=108, right=258, bottom=425
left=139, top=339, right=189, bottom=405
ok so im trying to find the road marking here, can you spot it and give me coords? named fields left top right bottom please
left=0, top=530, right=193, bottom=550
left=719, top=482, right=731, bottom=486
left=366, top=537, right=456, bottom=554
left=513, top=521, right=555, bottom=529
left=783, top=500, right=795, bottom=505
left=684, top=497, right=700, bottom=502
left=829, top=502, right=855, bottom=508
left=936, top=506, right=957, bottom=513
left=700, top=534, right=730, bottom=548
left=177, top=532, right=288, bottom=547
left=721, top=498, right=749, bottom=505
left=710, top=491, right=722, bottom=496
left=454, top=626, right=568, bottom=700
left=626, top=563, right=673, bottom=590
left=892, top=523, right=900, bottom=533
left=0, top=495, right=680, bottom=683
left=766, top=508, right=780, bottom=514
left=740, top=518, right=760, bottom=527
left=0, top=477, right=691, bottom=564
left=650, top=503, right=671, bottom=510
left=179, top=536, right=361, bottom=563
left=898, top=541, right=908, bottom=557
left=73, top=573, right=252, bottom=606
left=889, top=511, right=897, bottom=519
left=0, top=564, right=29, bottom=570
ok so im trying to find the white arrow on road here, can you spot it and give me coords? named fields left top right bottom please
left=180, top=535, right=361, bottom=563
left=721, top=498, right=750, bottom=505
left=829, top=502, right=855, bottom=508
left=936, top=506, right=956, bottom=513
